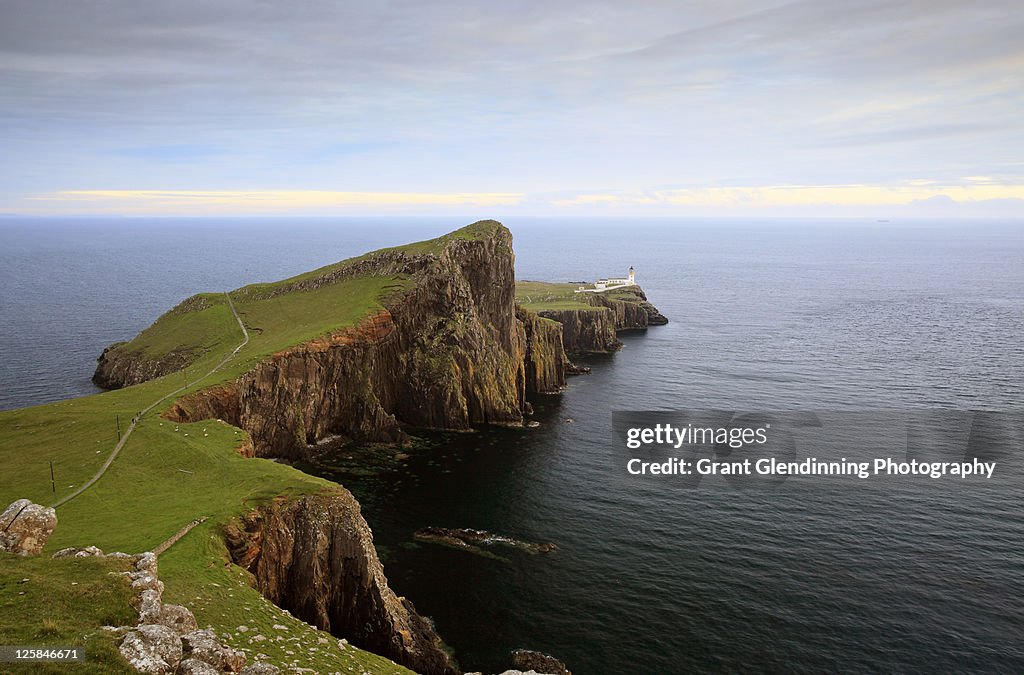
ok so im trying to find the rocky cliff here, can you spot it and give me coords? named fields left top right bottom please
left=93, top=343, right=170, bottom=389
left=224, top=491, right=458, bottom=675
left=93, top=294, right=224, bottom=389
left=536, top=286, right=668, bottom=356
left=586, top=286, right=669, bottom=330
left=516, top=307, right=567, bottom=394
left=163, top=222, right=534, bottom=461
left=536, top=307, right=621, bottom=355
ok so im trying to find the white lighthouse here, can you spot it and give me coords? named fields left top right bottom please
left=576, top=267, right=638, bottom=293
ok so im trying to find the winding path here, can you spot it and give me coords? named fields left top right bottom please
left=52, top=292, right=249, bottom=509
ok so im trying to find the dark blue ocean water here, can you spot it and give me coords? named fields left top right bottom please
left=2, top=217, right=1023, bottom=673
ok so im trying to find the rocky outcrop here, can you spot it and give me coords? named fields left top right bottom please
left=536, top=308, right=621, bottom=355
left=119, top=624, right=184, bottom=674
left=414, top=527, right=557, bottom=555
left=224, top=491, right=458, bottom=675
left=93, top=342, right=194, bottom=390
left=115, top=550, right=252, bottom=674
left=536, top=286, right=667, bottom=356
left=590, top=286, right=668, bottom=328
left=517, top=307, right=567, bottom=394
left=510, top=650, right=572, bottom=675
left=166, top=222, right=528, bottom=461
left=93, top=295, right=219, bottom=389
left=0, top=499, right=57, bottom=556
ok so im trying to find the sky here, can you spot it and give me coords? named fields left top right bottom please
left=1, top=0, right=1022, bottom=217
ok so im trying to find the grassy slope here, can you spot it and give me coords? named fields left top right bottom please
left=119, top=293, right=236, bottom=362
left=515, top=280, right=604, bottom=311
left=0, top=553, right=136, bottom=673
left=0, top=220, right=500, bottom=673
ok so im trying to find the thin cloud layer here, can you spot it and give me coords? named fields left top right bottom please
left=1, top=1, right=1021, bottom=215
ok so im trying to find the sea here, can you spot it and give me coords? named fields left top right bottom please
left=1, top=217, right=1022, bottom=673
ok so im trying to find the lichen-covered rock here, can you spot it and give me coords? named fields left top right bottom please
left=150, top=604, right=197, bottom=635
left=130, top=572, right=164, bottom=596
left=182, top=629, right=247, bottom=672
left=135, top=551, right=158, bottom=575
left=224, top=491, right=458, bottom=675
left=119, top=624, right=183, bottom=674
left=137, top=588, right=162, bottom=617
left=0, top=499, right=57, bottom=556
left=177, top=658, right=220, bottom=675
left=51, top=545, right=104, bottom=558
left=240, top=663, right=281, bottom=675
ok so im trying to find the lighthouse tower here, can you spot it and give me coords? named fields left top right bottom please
left=629, top=266, right=635, bottom=284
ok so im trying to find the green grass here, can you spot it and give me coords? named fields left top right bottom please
left=515, top=280, right=602, bottom=311
left=121, top=293, right=236, bottom=361
left=238, top=218, right=503, bottom=294
left=230, top=275, right=408, bottom=363
left=0, top=224, right=496, bottom=674
left=0, top=553, right=137, bottom=673
left=96, top=220, right=499, bottom=382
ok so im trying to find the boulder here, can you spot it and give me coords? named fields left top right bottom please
left=182, top=628, right=247, bottom=672
left=0, top=499, right=57, bottom=556
left=51, top=545, right=103, bottom=558
left=150, top=604, right=197, bottom=635
left=240, top=663, right=281, bottom=675
left=137, top=588, right=162, bottom=617
left=177, top=658, right=220, bottom=675
left=119, top=624, right=183, bottom=674
left=131, top=573, right=164, bottom=595
left=0, top=499, right=30, bottom=530
left=135, top=551, right=158, bottom=575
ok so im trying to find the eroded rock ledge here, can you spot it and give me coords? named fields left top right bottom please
left=224, top=491, right=459, bottom=675
left=537, top=286, right=668, bottom=356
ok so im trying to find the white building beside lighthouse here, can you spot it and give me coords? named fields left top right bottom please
left=576, top=266, right=636, bottom=293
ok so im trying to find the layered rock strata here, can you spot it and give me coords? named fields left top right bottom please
left=224, top=491, right=458, bottom=675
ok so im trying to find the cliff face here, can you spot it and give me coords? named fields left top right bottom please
left=166, top=223, right=530, bottom=460
left=93, top=342, right=191, bottom=389
left=516, top=307, right=567, bottom=394
left=536, top=307, right=621, bottom=355
left=224, top=491, right=458, bottom=675
left=536, top=286, right=668, bottom=356
left=590, top=286, right=669, bottom=328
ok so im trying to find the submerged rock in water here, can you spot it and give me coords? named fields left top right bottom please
left=510, top=649, right=572, bottom=675
left=414, top=527, right=557, bottom=554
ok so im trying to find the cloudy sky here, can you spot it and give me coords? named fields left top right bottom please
left=1, top=0, right=1022, bottom=217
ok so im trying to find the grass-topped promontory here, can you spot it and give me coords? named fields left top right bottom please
left=241, top=218, right=504, bottom=295
left=0, top=224, right=505, bottom=673
left=515, top=280, right=605, bottom=311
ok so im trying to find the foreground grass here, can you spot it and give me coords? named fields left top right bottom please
left=0, top=225, right=472, bottom=673
left=0, top=553, right=136, bottom=673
